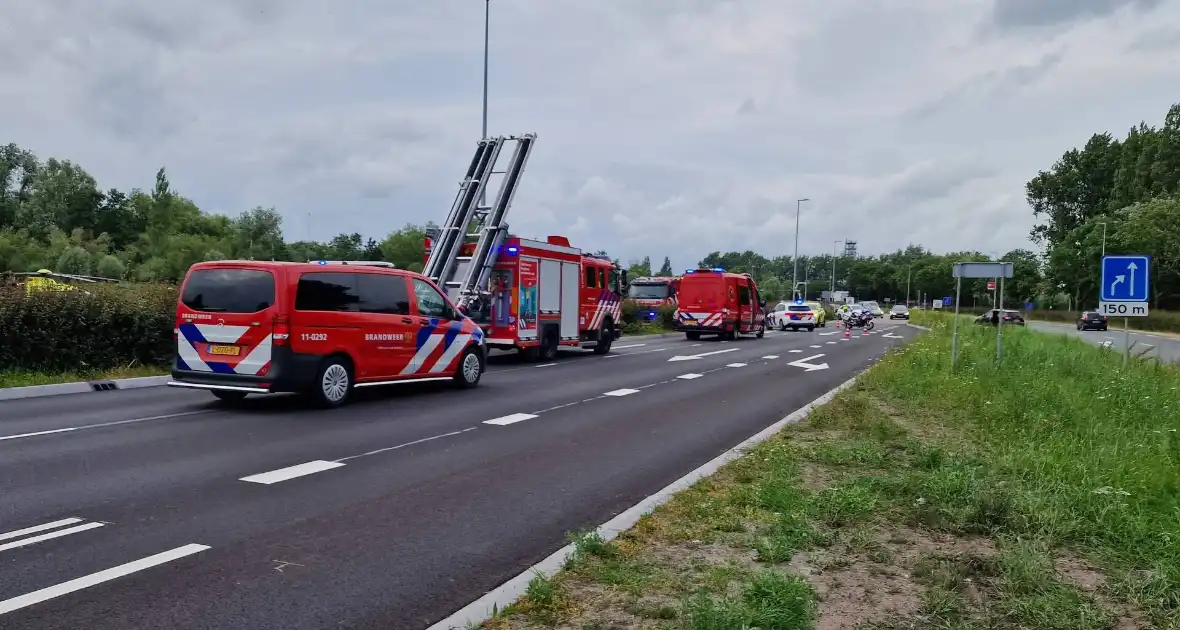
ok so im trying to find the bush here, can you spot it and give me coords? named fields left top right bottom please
left=0, top=283, right=176, bottom=374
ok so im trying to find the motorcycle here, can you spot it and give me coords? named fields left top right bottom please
left=842, top=311, right=875, bottom=331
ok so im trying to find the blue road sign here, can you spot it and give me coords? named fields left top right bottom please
left=1100, top=255, right=1150, bottom=302
left=942, top=297, right=952, bottom=306
left=1025, top=302, right=1034, bottom=311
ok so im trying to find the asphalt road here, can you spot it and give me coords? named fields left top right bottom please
left=1027, top=320, right=1180, bottom=364
left=0, top=322, right=915, bottom=630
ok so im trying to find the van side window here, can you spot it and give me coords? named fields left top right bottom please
left=598, top=268, right=606, bottom=289
left=295, top=272, right=360, bottom=312
left=357, top=274, right=411, bottom=315
left=585, top=267, right=597, bottom=288
left=738, top=284, right=751, bottom=306
left=412, top=278, right=453, bottom=320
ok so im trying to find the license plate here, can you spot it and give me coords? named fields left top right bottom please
left=682, top=318, right=697, bottom=325
left=207, top=344, right=241, bottom=356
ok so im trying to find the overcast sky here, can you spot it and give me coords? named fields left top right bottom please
left=4, top=0, right=1179, bottom=270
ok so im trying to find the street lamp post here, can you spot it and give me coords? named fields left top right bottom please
left=482, top=0, right=489, bottom=140
left=792, top=198, right=809, bottom=298
left=906, top=267, right=911, bottom=307
left=830, top=240, right=842, bottom=296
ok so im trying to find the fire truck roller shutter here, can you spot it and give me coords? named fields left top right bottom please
left=560, top=262, right=580, bottom=340
left=539, top=259, right=561, bottom=313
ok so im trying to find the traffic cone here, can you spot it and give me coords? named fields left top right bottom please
left=844, top=327, right=851, bottom=340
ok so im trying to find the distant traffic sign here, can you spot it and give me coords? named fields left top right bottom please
left=1025, top=302, right=1033, bottom=311
left=987, top=280, right=996, bottom=290
left=1100, top=255, right=1150, bottom=317
left=942, top=297, right=952, bottom=306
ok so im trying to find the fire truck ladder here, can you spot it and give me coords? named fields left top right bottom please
left=424, top=134, right=536, bottom=305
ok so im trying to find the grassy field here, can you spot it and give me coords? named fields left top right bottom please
left=479, top=312, right=1179, bottom=629
left=0, top=365, right=169, bottom=389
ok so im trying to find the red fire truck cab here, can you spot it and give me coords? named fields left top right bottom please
left=626, top=275, right=680, bottom=321
left=425, top=234, right=625, bottom=361
left=674, top=268, right=766, bottom=340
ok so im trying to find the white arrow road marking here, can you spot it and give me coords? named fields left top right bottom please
left=882, top=332, right=903, bottom=339
left=667, top=348, right=740, bottom=362
left=677, top=373, right=704, bottom=380
left=787, top=354, right=829, bottom=372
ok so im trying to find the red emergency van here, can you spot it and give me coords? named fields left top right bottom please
left=673, top=268, right=766, bottom=340
left=168, top=260, right=487, bottom=407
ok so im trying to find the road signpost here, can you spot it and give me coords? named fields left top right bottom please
left=1099, top=255, right=1150, bottom=366
left=951, top=262, right=1014, bottom=367
left=942, top=297, right=952, bottom=307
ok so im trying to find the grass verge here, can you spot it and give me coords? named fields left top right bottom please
left=479, top=315, right=1179, bottom=629
left=0, top=364, right=168, bottom=389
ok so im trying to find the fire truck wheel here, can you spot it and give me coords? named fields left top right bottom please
left=593, top=320, right=615, bottom=354
left=452, top=346, right=483, bottom=389
left=756, top=323, right=765, bottom=339
left=539, top=328, right=559, bottom=362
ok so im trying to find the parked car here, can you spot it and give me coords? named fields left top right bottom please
left=888, top=304, right=909, bottom=320
left=1077, top=311, right=1109, bottom=331
left=974, top=309, right=1025, bottom=326
left=862, top=300, right=885, bottom=318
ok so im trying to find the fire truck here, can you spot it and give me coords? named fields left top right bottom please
left=423, top=135, right=626, bottom=361
left=626, top=275, right=679, bottom=321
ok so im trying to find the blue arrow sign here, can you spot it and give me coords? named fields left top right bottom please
left=1100, top=255, right=1150, bottom=302
left=942, top=297, right=952, bottom=306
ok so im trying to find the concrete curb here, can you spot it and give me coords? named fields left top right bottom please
left=426, top=373, right=864, bottom=630
left=0, top=375, right=170, bottom=402
left=905, top=322, right=933, bottom=332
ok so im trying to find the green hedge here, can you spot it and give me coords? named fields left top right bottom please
left=0, top=284, right=177, bottom=374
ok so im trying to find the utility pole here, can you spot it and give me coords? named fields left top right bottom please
left=479, top=0, right=490, bottom=210
left=906, top=267, right=911, bottom=306
left=791, top=198, right=809, bottom=298
left=830, top=240, right=842, bottom=296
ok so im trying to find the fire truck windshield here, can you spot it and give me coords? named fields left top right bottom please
left=627, top=283, right=669, bottom=300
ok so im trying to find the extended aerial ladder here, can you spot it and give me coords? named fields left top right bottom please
left=424, top=134, right=535, bottom=309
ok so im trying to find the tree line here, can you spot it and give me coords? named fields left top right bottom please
left=1, top=144, right=429, bottom=281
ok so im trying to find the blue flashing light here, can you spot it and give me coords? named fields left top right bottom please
left=795, top=298, right=804, bottom=305
left=506, top=246, right=519, bottom=255
left=315, top=260, right=328, bottom=265
left=712, top=267, right=725, bottom=272
left=648, top=311, right=656, bottom=317
left=685, top=269, right=696, bottom=273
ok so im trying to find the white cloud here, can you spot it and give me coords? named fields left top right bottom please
left=3, top=0, right=1179, bottom=271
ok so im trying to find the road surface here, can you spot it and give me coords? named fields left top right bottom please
left=1027, top=320, right=1180, bottom=364
left=0, top=323, right=914, bottom=629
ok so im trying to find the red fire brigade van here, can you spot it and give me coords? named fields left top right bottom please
left=167, top=260, right=487, bottom=407
left=425, top=235, right=625, bottom=361
left=673, top=268, right=766, bottom=340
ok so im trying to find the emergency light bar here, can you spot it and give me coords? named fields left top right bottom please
left=310, top=260, right=397, bottom=268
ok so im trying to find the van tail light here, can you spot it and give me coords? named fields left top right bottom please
left=273, top=315, right=290, bottom=345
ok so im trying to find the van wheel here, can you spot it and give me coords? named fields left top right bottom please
left=452, top=345, right=483, bottom=389
left=685, top=332, right=700, bottom=340
left=756, top=324, right=765, bottom=339
left=593, top=319, right=615, bottom=354
left=539, top=328, right=559, bottom=361
left=312, top=356, right=353, bottom=408
left=211, top=390, right=247, bottom=404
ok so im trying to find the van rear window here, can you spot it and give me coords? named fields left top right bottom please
left=181, top=269, right=275, bottom=313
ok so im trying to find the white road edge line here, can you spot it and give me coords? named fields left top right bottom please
left=484, top=413, right=539, bottom=426
left=0, top=410, right=211, bottom=443
left=425, top=373, right=864, bottom=630
left=337, top=428, right=477, bottom=459
left=0, top=543, right=210, bottom=616
left=602, top=388, right=640, bottom=397
left=0, top=518, right=84, bottom=543
left=611, top=343, right=646, bottom=349
left=676, top=373, right=703, bottom=380
left=0, top=522, right=105, bottom=552
left=239, top=460, right=345, bottom=485
left=533, top=363, right=558, bottom=368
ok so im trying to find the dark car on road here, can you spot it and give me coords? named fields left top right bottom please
left=974, top=309, right=1025, bottom=326
left=1077, top=311, right=1109, bottom=331
left=889, top=304, right=909, bottom=320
